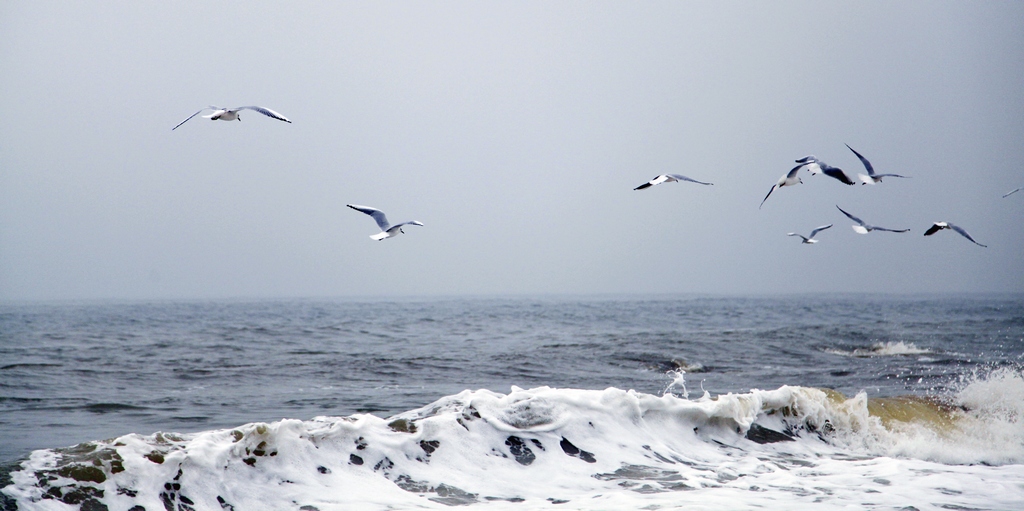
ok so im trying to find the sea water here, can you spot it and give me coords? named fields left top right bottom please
left=2, top=295, right=1023, bottom=510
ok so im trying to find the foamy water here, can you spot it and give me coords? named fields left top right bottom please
left=825, top=340, right=932, bottom=357
left=5, top=370, right=1024, bottom=510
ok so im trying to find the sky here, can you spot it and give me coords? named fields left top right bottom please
left=1, top=1, right=1022, bottom=300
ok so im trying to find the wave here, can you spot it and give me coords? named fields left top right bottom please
left=0, top=363, right=63, bottom=371
left=4, top=369, right=1024, bottom=510
left=825, top=340, right=932, bottom=357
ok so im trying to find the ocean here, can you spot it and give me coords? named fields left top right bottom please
left=1, top=295, right=1023, bottom=510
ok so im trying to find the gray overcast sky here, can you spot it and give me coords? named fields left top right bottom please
left=1, top=1, right=1022, bottom=300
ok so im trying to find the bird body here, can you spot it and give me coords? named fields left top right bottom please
left=923, top=222, right=986, bottom=247
left=845, top=144, right=910, bottom=185
left=634, top=174, right=713, bottom=190
left=173, top=105, right=291, bottom=130
left=836, top=205, right=909, bottom=234
left=760, top=164, right=804, bottom=209
left=787, top=224, right=833, bottom=244
left=347, top=204, right=423, bottom=241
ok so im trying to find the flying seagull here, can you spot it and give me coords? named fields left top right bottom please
left=795, top=155, right=856, bottom=185
left=787, top=224, right=833, bottom=244
left=836, top=205, right=909, bottom=234
left=845, top=144, right=910, bottom=185
left=1003, top=187, right=1021, bottom=198
left=923, top=222, right=987, bottom=247
left=760, top=164, right=804, bottom=209
left=634, top=174, right=713, bottom=190
left=347, top=204, right=424, bottom=241
left=172, top=106, right=292, bottom=130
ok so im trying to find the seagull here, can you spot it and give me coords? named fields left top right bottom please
left=795, top=155, right=856, bottom=185
left=760, top=164, right=804, bottom=209
left=347, top=204, right=424, bottom=241
left=634, top=174, right=713, bottom=190
left=1003, top=187, right=1022, bottom=198
left=172, top=106, right=292, bottom=130
left=845, top=144, right=910, bottom=185
left=836, top=205, right=909, bottom=234
left=923, top=222, right=987, bottom=247
left=787, top=224, right=833, bottom=244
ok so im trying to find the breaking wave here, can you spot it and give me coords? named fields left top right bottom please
left=4, top=369, right=1024, bottom=510
left=825, top=340, right=932, bottom=357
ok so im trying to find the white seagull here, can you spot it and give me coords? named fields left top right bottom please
left=845, top=144, right=910, bottom=185
left=795, top=155, right=857, bottom=185
left=787, top=224, right=833, bottom=244
left=172, top=106, right=292, bottom=130
left=634, top=174, right=713, bottom=190
left=836, top=205, right=909, bottom=234
left=760, top=164, right=804, bottom=209
left=1003, top=187, right=1021, bottom=198
left=347, top=204, right=424, bottom=241
left=923, top=222, right=987, bottom=247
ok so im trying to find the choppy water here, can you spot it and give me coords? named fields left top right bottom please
left=2, top=295, right=1023, bottom=510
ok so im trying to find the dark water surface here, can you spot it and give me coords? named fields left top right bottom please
left=2, top=294, right=1022, bottom=465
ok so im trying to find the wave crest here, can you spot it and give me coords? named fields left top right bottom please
left=826, top=340, right=931, bottom=357
left=4, top=375, right=1024, bottom=510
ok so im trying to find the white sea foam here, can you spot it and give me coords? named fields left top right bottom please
left=826, top=340, right=931, bottom=357
left=661, top=369, right=691, bottom=399
left=5, top=374, right=1024, bottom=510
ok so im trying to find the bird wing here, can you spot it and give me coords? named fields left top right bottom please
left=787, top=233, right=810, bottom=242
left=802, top=162, right=822, bottom=175
left=873, top=173, right=910, bottom=179
left=666, top=174, right=713, bottom=185
left=845, top=144, right=875, bottom=176
left=822, top=166, right=856, bottom=185
left=389, top=220, right=425, bottom=231
left=794, top=155, right=818, bottom=164
left=948, top=224, right=987, bottom=247
left=835, top=205, right=865, bottom=226
left=236, top=106, right=292, bottom=123
left=873, top=226, right=910, bottom=233
left=808, top=224, right=833, bottom=238
left=759, top=185, right=777, bottom=209
left=923, top=223, right=945, bottom=236
left=634, top=175, right=669, bottom=190
left=172, top=106, right=219, bottom=130
left=347, top=204, right=390, bottom=231
left=1003, top=187, right=1022, bottom=198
